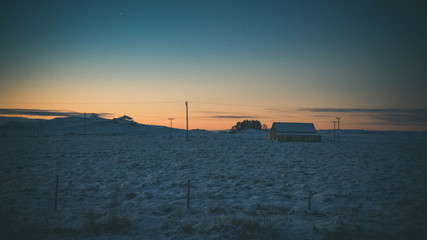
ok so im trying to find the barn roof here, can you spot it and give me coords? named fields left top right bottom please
left=271, top=122, right=317, bottom=133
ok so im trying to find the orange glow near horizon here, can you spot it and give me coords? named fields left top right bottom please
left=1, top=103, right=425, bottom=132
left=0, top=76, right=425, bottom=132
left=1, top=63, right=426, bottom=132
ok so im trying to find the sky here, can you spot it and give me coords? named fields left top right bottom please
left=1, top=0, right=426, bottom=131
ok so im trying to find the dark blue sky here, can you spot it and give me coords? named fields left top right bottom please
left=1, top=0, right=426, bottom=130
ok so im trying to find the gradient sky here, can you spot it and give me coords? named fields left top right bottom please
left=1, top=0, right=426, bottom=131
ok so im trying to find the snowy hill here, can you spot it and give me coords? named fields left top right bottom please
left=0, top=116, right=190, bottom=137
left=0, top=116, right=41, bottom=126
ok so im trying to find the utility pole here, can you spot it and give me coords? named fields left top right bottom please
left=168, top=118, right=174, bottom=137
left=37, top=119, right=42, bottom=136
left=338, top=117, right=341, bottom=141
left=185, top=101, right=189, bottom=141
left=84, top=112, right=87, bottom=136
left=332, top=120, right=336, bottom=141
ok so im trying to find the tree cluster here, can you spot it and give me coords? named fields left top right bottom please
left=230, top=120, right=262, bottom=133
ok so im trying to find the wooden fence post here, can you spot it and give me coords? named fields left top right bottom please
left=308, top=190, right=313, bottom=210
left=187, top=179, right=190, bottom=209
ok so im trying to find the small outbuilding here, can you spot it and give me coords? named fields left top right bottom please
left=268, top=122, right=321, bottom=142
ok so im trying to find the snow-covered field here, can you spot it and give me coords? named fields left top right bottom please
left=1, top=118, right=427, bottom=239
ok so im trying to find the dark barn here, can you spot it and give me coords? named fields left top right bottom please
left=268, top=122, right=321, bottom=142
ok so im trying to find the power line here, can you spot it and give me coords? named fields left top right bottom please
left=0, top=101, right=183, bottom=105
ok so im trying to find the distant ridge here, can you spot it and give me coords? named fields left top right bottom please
left=0, top=115, right=190, bottom=137
left=0, top=116, right=41, bottom=126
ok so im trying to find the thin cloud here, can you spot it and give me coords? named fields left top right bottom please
left=192, top=110, right=235, bottom=115
left=300, top=108, right=427, bottom=125
left=299, top=108, right=427, bottom=113
left=311, top=114, right=334, bottom=118
left=265, top=107, right=292, bottom=113
left=192, top=110, right=259, bottom=119
left=210, top=115, right=258, bottom=119
left=370, top=113, right=427, bottom=125
left=0, top=109, right=112, bottom=118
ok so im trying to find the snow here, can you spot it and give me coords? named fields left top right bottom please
left=1, top=117, right=427, bottom=239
